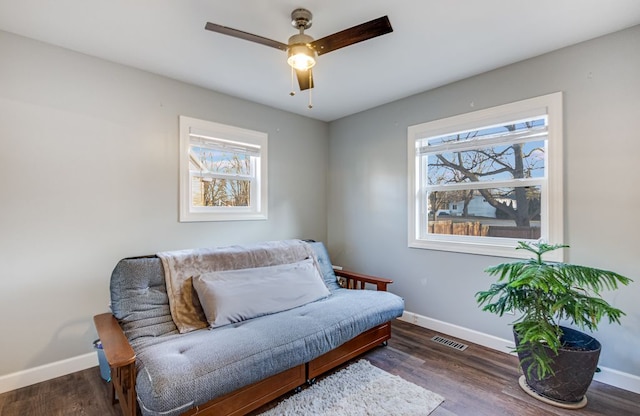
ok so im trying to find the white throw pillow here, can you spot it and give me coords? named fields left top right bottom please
left=193, top=258, right=330, bottom=328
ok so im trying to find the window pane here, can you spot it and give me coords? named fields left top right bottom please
left=191, top=146, right=252, bottom=176
left=192, top=177, right=251, bottom=207
left=427, top=139, right=545, bottom=185
left=425, top=186, right=541, bottom=240
left=425, top=118, right=546, bottom=147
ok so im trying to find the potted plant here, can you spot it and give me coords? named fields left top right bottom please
left=475, top=241, right=632, bottom=408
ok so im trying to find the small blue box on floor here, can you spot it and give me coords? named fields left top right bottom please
left=93, top=339, right=111, bottom=382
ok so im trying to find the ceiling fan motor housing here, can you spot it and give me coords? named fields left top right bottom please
left=288, top=33, right=314, bottom=47
left=291, top=8, right=312, bottom=30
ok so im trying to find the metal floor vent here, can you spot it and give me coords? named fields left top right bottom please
left=431, top=335, right=468, bottom=351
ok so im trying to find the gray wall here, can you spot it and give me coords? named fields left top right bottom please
left=0, top=31, right=329, bottom=376
left=328, top=25, right=640, bottom=377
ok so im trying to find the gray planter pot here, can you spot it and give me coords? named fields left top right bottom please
left=514, top=326, right=601, bottom=404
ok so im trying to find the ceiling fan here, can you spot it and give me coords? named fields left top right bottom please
left=205, top=8, right=393, bottom=94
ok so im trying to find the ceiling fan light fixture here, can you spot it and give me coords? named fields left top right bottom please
left=287, top=33, right=316, bottom=71
left=287, top=44, right=316, bottom=70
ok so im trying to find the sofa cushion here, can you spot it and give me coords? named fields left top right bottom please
left=133, top=288, right=404, bottom=416
left=193, top=258, right=330, bottom=328
left=110, top=256, right=178, bottom=342
left=307, top=241, right=342, bottom=291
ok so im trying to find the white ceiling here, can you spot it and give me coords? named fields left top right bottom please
left=1, top=1, right=639, bottom=121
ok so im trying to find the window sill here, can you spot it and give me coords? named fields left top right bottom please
left=408, top=238, right=564, bottom=261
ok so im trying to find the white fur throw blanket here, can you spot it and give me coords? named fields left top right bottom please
left=157, top=239, right=317, bottom=333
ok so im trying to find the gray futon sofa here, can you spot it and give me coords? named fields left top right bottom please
left=94, top=239, right=404, bottom=416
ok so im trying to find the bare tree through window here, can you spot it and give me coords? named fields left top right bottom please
left=424, top=119, right=546, bottom=239
left=192, top=148, right=252, bottom=207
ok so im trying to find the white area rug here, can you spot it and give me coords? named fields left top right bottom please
left=259, top=359, right=444, bottom=415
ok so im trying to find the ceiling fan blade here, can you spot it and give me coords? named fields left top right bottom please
left=310, top=16, right=392, bottom=56
left=296, top=68, right=314, bottom=91
left=205, top=22, right=288, bottom=51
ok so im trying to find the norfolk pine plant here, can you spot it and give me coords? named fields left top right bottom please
left=475, top=241, right=632, bottom=379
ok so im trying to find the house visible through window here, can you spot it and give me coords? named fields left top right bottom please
left=179, top=116, right=268, bottom=222
left=407, top=93, right=563, bottom=260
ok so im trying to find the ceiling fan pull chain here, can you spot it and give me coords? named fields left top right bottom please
left=308, top=71, right=313, bottom=109
left=290, top=66, right=296, bottom=96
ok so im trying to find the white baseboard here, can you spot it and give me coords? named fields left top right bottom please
left=0, top=352, right=97, bottom=394
left=592, top=364, right=640, bottom=394
left=399, top=311, right=516, bottom=355
left=399, top=310, right=640, bottom=394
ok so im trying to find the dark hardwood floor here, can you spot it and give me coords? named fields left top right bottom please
left=1, top=319, right=638, bottom=416
left=370, top=320, right=639, bottom=416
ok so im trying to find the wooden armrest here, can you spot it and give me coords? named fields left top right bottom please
left=335, top=269, right=393, bottom=291
left=94, top=313, right=136, bottom=368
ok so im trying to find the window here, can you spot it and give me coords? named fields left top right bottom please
left=179, top=116, right=267, bottom=222
left=408, top=92, right=563, bottom=260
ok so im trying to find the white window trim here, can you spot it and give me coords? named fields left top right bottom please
left=407, top=92, right=563, bottom=260
left=179, top=116, right=268, bottom=222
